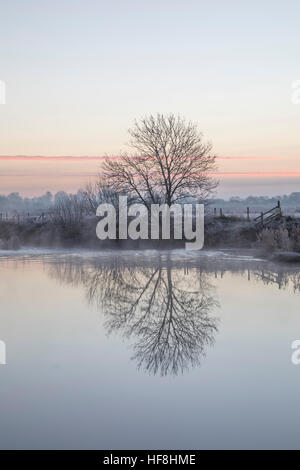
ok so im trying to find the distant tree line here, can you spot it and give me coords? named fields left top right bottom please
left=0, top=191, right=54, bottom=214
left=2, top=190, right=300, bottom=217
left=210, top=193, right=300, bottom=208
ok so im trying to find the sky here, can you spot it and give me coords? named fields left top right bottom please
left=0, top=0, right=300, bottom=198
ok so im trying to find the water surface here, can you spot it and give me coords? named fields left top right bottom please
left=0, top=249, right=300, bottom=449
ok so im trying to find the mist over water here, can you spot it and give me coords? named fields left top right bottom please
left=0, top=250, right=300, bottom=449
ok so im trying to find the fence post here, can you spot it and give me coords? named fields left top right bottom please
left=220, top=208, right=223, bottom=217
left=247, top=207, right=250, bottom=221
left=278, top=200, right=282, bottom=216
left=214, top=207, right=216, bottom=217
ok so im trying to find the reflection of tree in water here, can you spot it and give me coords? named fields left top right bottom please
left=47, top=254, right=300, bottom=375
left=48, top=256, right=219, bottom=376
left=101, top=263, right=218, bottom=376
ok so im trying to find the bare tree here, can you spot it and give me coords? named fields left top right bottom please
left=103, top=113, right=218, bottom=207
left=82, top=174, right=119, bottom=214
left=52, top=192, right=85, bottom=234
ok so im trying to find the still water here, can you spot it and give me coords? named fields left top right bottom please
left=0, top=249, right=300, bottom=449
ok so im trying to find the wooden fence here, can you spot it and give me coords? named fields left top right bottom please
left=212, top=200, right=282, bottom=225
left=0, top=212, right=51, bottom=223
left=254, top=201, right=282, bottom=228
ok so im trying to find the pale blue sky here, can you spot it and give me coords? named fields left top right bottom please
left=0, top=0, right=300, bottom=196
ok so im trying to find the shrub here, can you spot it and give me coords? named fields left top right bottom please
left=290, top=226, right=300, bottom=252
left=52, top=193, right=85, bottom=236
left=257, top=226, right=291, bottom=252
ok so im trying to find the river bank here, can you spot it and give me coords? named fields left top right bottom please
left=0, top=216, right=300, bottom=263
